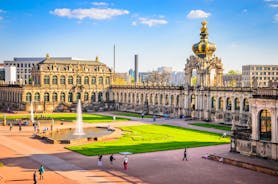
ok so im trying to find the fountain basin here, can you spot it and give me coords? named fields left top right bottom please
left=36, top=127, right=114, bottom=144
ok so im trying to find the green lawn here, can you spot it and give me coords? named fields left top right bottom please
left=67, top=124, right=230, bottom=156
left=113, top=112, right=153, bottom=118
left=0, top=113, right=129, bottom=123
left=191, top=123, right=231, bottom=131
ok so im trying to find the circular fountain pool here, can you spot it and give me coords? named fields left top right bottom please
left=36, top=127, right=114, bottom=144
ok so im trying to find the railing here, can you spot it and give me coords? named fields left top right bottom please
left=253, top=88, right=278, bottom=99
left=111, top=85, right=183, bottom=90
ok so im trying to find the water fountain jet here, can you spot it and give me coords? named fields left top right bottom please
left=74, top=99, right=85, bottom=135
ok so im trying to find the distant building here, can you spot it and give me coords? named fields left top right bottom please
left=4, top=56, right=72, bottom=84
left=242, top=65, right=278, bottom=87
left=139, top=72, right=151, bottom=83
left=0, top=63, right=4, bottom=81
left=223, top=74, right=242, bottom=87
left=4, top=65, right=16, bottom=84
left=170, top=72, right=184, bottom=85
left=157, top=66, right=172, bottom=73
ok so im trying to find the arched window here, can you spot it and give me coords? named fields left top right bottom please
left=226, top=98, right=232, bottom=110
left=259, top=109, right=271, bottom=141
left=98, top=92, right=103, bottom=102
left=84, top=76, right=89, bottom=84
left=44, top=75, right=50, bottom=84
left=44, top=92, right=49, bottom=102
left=35, top=92, right=40, bottom=102
left=68, top=76, right=73, bottom=84
left=155, top=94, right=158, bottom=105
left=91, top=93, right=96, bottom=102
left=26, top=92, right=32, bottom=102
left=218, top=97, right=223, bottom=110
left=76, top=92, right=81, bottom=100
left=92, top=76, right=96, bottom=84
left=171, top=95, right=174, bottom=106
left=211, top=97, right=216, bottom=109
left=98, top=77, right=103, bottom=85
left=84, top=92, right=89, bottom=101
left=52, top=75, right=58, bottom=85
left=165, top=95, right=169, bottom=105
left=160, top=94, right=163, bottom=105
left=234, top=98, right=240, bottom=111
left=52, top=92, right=58, bottom=102
left=176, top=95, right=179, bottom=106
left=60, top=92, right=65, bottom=102
left=76, top=76, right=82, bottom=85
left=68, top=92, right=73, bottom=102
left=105, top=77, right=110, bottom=85
left=243, top=98, right=249, bottom=112
left=60, top=76, right=65, bottom=85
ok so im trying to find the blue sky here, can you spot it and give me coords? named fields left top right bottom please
left=0, top=0, right=278, bottom=72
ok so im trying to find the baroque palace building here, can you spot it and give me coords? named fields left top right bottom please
left=0, top=21, right=277, bottom=160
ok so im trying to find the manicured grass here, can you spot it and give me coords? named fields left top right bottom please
left=0, top=113, right=129, bottom=123
left=113, top=112, right=153, bottom=118
left=191, top=123, right=231, bottom=131
left=67, top=124, right=230, bottom=156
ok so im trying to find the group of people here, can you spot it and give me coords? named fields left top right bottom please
left=33, top=165, right=45, bottom=184
left=9, top=122, right=22, bottom=132
left=97, top=154, right=129, bottom=170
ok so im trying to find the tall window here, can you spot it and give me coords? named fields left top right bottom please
left=77, top=92, right=81, bottom=100
left=76, top=76, right=82, bottom=85
left=98, top=77, right=103, bottom=85
left=211, top=97, right=216, bottom=109
left=234, top=98, right=240, bottom=110
left=68, top=92, right=73, bottom=102
left=226, top=98, right=232, bottom=110
left=68, top=76, right=73, bottom=84
left=44, top=92, right=49, bottom=102
left=98, top=92, right=103, bottom=102
left=26, top=92, right=32, bottom=102
left=84, top=76, right=89, bottom=84
left=91, top=93, right=96, bottom=102
left=60, top=76, right=66, bottom=85
left=259, top=109, right=271, bottom=141
left=106, top=92, right=109, bottom=101
left=52, top=92, right=58, bottom=102
left=84, top=92, right=89, bottom=101
left=92, top=77, right=96, bottom=84
left=52, top=75, right=58, bottom=85
left=105, top=77, right=110, bottom=85
left=35, top=92, right=40, bottom=102
left=60, top=92, right=65, bottom=102
left=243, top=98, right=249, bottom=112
left=44, top=75, right=50, bottom=84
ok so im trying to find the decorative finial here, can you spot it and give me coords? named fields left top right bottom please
left=96, top=56, right=99, bottom=62
left=46, top=53, right=50, bottom=59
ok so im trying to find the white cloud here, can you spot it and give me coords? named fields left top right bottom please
left=131, top=21, right=137, bottom=26
left=264, top=0, right=278, bottom=2
left=138, top=18, right=168, bottom=27
left=50, top=7, right=129, bottom=20
left=187, top=10, right=211, bottom=19
left=92, top=2, right=108, bottom=6
left=274, top=14, right=278, bottom=23
left=242, top=9, right=248, bottom=13
left=269, top=4, right=278, bottom=8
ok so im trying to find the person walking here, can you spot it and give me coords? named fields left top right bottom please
left=183, top=148, right=188, bottom=161
left=109, top=154, right=115, bottom=165
left=97, top=155, right=103, bottom=167
left=33, top=170, right=37, bottom=184
left=141, top=113, right=144, bottom=119
left=38, top=165, right=45, bottom=180
left=123, top=156, right=128, bottom=170
left=19, top=122, right=22, bottom=132
left=153, top=115, right=156, bottom=122
left=9, top=122, right=13, bottom=131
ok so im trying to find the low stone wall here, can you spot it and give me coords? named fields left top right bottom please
left=208, top=154, right=278, bottom=176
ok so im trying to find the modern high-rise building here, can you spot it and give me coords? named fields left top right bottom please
left=242, top=65, right=278, bottom=87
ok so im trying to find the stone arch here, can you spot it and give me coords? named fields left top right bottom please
left=91, top=92, right=96, bottom=102
left=243, top=98, right=249, bottom=112
left=26, top=92, right=32, bottom=102
left=234, top=98, right=240, bottom=111
left=52, top=92, right=58, bottom=102
left=218, top=97, right=223, bottom=110
left=44, top=92, right=50, bottom=102
left=35, top=92, right=40, bottom=102
left=226, top=97, right=232, bottom=111
left=211, top=96, right=216, bottom=109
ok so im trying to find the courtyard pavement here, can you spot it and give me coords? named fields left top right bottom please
left=0, top=112, right=277, bottom=184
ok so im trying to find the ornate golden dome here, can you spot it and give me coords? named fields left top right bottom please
left=192, top=21, right=216, bottom=59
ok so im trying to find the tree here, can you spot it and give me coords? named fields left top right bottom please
left=112, top=76, right=128, bottom=85
left=145, top=71, right=171, bottom=84
left=227, top=70, right=241, bottom=75
left=191, top=76, right=197, bottom=86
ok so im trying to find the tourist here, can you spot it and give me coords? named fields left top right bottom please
left=153, top=115, right=156, bottom=122
left=222, top=132, right=227, bottom=138
left=123, top=156, right=128, bottom=170
left=38, top=165, right=45, bottom=180
left=183, top=148, right=188, bottom=161
left=33, top=123, right=37, bottom=133
left=219, top=157, right=224, bottom=163
left=33, top=170, right=37, bottom=184
left=97, top=155, right=103, bottom=167
left=141, top=113, right=144, bottom=119
left=110, top=154, right=115, bottom=165
left=9, top=122, right=12, bottom=131
left=19, top=122, right=22, bottom=131
left=202, top=153, right=209, bottom=159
